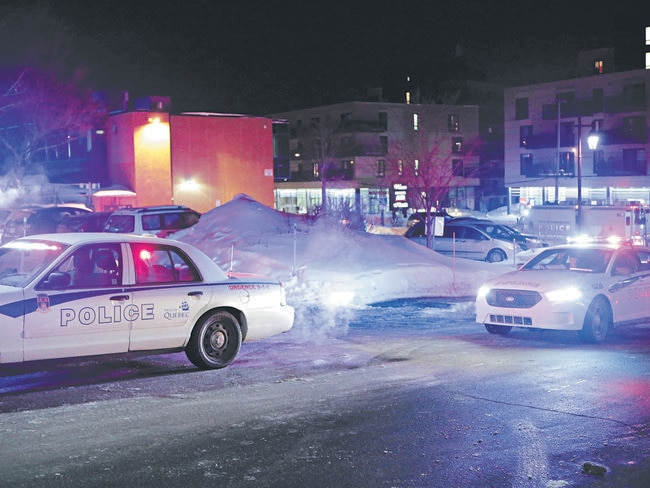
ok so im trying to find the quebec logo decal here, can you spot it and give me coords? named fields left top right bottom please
left=37, top=294, right=51, bottom=313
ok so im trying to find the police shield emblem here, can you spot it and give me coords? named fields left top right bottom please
left=37, top=294, right=51, bottom=313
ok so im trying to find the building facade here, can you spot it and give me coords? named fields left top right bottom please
left=505, top=68, right=650, bottom=210
left=97, top=105, right=276, bottom=213
left=271, top=101, right=481, bottom=224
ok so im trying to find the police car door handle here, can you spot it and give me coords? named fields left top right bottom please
left=109, top=295, right=130, bottom=302
left=188, top=291, right=203, bottom=297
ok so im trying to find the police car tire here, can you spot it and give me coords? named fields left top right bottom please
left=579, top=296, right=611, bottom=343
left=485, top=324, right=512, bottom=335
left=186, top=310, right=242, bottom=369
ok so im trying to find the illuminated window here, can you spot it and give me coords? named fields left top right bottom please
left=448, top=114, right=460, bottom=132
left=594, top=60, right=604, bottom=74
left=452, top=137, right=463, bottom=154
left=398, top=160, right=404, bottom=176
left=519, top=125, right=533, bottom=148
left=414, top=159, right=419, bottom=175
left=413, top=113, right=419, bottom=131
left=559, top=152, right=575, bottom=175
left=376, top=159, right=385, bottom=177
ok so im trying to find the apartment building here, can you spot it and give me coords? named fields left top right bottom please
left=271, top=100, right=481, bottom=223
left=505, top=68, right=650, bottom=209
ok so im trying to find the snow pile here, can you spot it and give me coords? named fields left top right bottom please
left=176, top=194, right=512, bottom=307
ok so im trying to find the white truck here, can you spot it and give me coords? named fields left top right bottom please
left=522, top=204, right=648, bottom=245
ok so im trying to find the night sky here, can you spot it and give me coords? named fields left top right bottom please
left=3, top=1, right=650, bottom=114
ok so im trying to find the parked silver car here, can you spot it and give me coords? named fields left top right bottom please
left=405, top=221, right=520, bottom=262
left=450, top=218, right=547, bottom=251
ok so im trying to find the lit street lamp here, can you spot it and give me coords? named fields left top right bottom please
left=575, top=116, right=599, bottom=233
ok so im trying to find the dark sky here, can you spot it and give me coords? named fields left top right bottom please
left=6, top=1, right=650, bottom=114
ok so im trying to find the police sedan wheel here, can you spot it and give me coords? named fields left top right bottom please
left=485, top=324, right=512, bottom=335
left=579, top=296, right=611, bottom=343
left=186, top=311, right=242, bottom=369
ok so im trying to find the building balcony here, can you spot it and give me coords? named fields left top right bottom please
left=541, top=94, right=646, bottom=120
left=521, top=125, right=646, bottom=150
left=520, top=155, right=647, bottom=178
left=289, top=167, right=356, bottom=182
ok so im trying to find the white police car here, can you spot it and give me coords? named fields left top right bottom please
left=0, top=233, right=294, bottom=369
left=476, top=243, right=650, bottom=342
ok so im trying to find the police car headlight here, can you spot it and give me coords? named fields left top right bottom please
left=546, top=286, right=582, bottom=303
left=477, top=285, right=490, bottom=300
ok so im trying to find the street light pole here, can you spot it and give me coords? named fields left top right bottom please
left=575, top=116, right=599, bottom=235
left=576, top=116, right=583, bottom=233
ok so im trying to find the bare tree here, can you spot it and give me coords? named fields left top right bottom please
left=0, top=66, right=102, bottom=195
left=387, top=129, right=481, bottom=248
left=299, top=117, right=355, bottom=217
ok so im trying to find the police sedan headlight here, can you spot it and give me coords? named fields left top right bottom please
left=476, top=285, right=490, bottom=300
left=545, top=286, right=582, bottom=303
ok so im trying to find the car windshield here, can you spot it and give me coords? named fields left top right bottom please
left=0, top=240, right=68, bottom=287
left=522, top=247, right=614, bottom=273
left=477, top=224, right=516, bottom=240
left=104, top=215, right=135, bottom=233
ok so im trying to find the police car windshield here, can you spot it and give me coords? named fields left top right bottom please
left=522, top=247, right=614, bottom=273
left=0, top=240, right=67, bottom=287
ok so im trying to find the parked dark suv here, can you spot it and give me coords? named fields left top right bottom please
left=103, top=205, right=201, bottom=237
left=1, top=206, right=92, bottom=244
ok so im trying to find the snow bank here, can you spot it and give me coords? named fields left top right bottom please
left=177, top=194, right=512, bottom=306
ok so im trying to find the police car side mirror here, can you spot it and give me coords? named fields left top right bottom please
left=41, top=271, right=71, bottom=290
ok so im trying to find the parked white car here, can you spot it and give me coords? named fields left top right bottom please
left=406, top=221, right=520, bottom=262
left=476, top=243, right=650, bottom=342
left=0, top=233, right=294, bottom=369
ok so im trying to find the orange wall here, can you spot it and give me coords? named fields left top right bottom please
left=104, top=112, right=274, bottom=214
left=170, top=115, right=275, bottom=213
left=105, top=112, right=173, bottom=208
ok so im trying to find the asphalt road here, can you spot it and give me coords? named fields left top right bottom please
left=1, top=298, right=649, bottom=487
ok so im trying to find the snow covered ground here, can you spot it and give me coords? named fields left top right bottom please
left=176, top=194, right=522, bottom=307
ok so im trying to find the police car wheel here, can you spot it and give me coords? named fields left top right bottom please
left=579, top=296, right=611, bottom=343
left=186, top=311, right=242, bottom=369
left=485, top=324, right=512, bottom=335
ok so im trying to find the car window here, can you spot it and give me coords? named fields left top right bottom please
left=442, top=226, right=458, bottom=238
left=184, top=211, right=201, bottom=227
left=0, top=240, right=68, bottom=287
left=142, top=214, right=163, bottom=231
left=612, top=251, right=640, bottom=276
left=463, top=227, right=485, bottom=240
left=40, top=244, right=123, bottom=289
left=105, top=215, right=135, bottom=233
left=162, top=212, right=182, bottom=230
left=636, top=250, right=650, bottom=271
left=131, top=243, right=201, bottom=284
left=407, top=224, right=425, bottom=238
